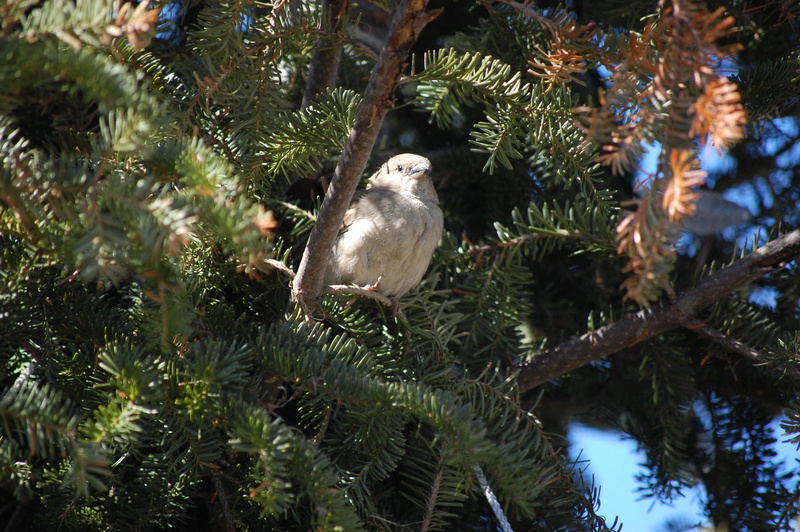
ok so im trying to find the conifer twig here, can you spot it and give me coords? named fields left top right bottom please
left=292, top=0, right=434, bottom=317
left=517, top=228, right=800, bottom=391
left=301, top=0, right=347, bottom=110
left=420, top=447, right=446, bottom=532
left=466, top=229, right=573, bottom=255
left=684, top=320, right=800, bottom=382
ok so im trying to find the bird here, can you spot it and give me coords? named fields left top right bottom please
left=324, top=153, right=443, bottom=299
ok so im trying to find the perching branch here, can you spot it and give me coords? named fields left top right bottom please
left=292, top=0, right=434, bottom=316
left=517, top=228, right=800, bottom=392
left=324, top=284, right=407, bottom=321
left=260, top=258, right=405, bottom=318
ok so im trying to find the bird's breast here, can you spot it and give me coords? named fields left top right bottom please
left=326, top=191, right=443, bottom=296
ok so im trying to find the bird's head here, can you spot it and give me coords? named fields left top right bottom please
left=367, top=153, right=437, bottom=201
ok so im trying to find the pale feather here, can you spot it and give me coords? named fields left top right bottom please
left=324, top=154, right=443, bottom=296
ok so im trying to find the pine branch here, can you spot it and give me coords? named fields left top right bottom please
left=420, top=447, right=446, bottom=532
left=301, top=0, right=347, bottom=110
left=292, top=0, right=435, bottom=316
left=684, top=320, right=800, bottom=382
left=467, top=231, right=567, bottom=255
left=518, top=228, right=800, bottom=391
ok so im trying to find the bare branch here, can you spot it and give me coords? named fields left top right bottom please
left=517, top=228, right=800, bottom=392
left=686, top=320, right=768, bottom=364
left=292, top=0, right=434, bottom=317
left=267, top=199, right=316, bottom=221
left=261, top=259, right=296, bottom=279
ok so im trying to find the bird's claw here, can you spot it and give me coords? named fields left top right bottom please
left=364, top=276, right=383, bottom=292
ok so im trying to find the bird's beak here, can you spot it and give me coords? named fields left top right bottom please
left=410, top=163, right=431, bottom=179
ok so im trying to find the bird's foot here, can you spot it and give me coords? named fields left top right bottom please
left=364, top=276, right=383, bottom=292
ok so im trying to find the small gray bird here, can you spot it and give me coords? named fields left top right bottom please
left=325, top=153, right=443, bottom=297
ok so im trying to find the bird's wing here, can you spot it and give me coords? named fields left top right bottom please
left=339, top=190, right=369, bottom=235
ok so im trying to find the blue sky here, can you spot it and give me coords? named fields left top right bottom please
left=570, top=421, right=800, bottom=531
left=570, top=423, right=706, bottom=531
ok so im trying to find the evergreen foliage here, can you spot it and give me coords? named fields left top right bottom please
left=1, top=0, right=799, bottom=530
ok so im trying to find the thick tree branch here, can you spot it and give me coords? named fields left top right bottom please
left=292, top=0, right=432, bottom=317
left=518, top=228, right=800, bottom=392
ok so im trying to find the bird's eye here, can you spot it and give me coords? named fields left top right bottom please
left=395, top=165, right=404, bottom=172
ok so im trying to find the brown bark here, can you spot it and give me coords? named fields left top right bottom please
left=292, top=0, right=434, bottom=316
left=517, top=228, right=800, bottom=392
